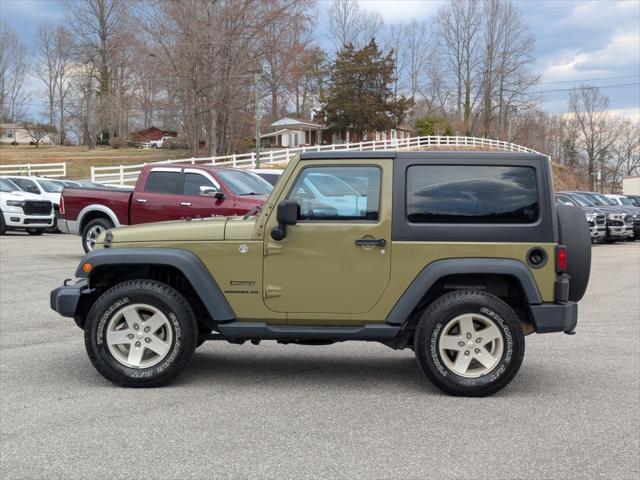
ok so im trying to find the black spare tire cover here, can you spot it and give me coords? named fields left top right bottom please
left=556, top=204, right=591, bottom=302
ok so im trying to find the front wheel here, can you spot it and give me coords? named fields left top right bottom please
left=84, top=279, right=198, bottom=387
left=27, top=228, right=45, bottom=235
left=82, top=217, right=114, bottom=253
left=414, top=289, right=525, bottom=397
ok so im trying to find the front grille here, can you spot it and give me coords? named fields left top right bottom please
left=23, top=200, right=52, bottom=216
left=588, top=221, right=595, bottom=227
left=596, top=215, right=605, bottom=225
left=609, top=220, right=623, bottom=226
left=24, top=218, right=52, bottom=225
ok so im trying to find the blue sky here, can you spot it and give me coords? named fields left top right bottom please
left=2, top=0, right=639, bottom=119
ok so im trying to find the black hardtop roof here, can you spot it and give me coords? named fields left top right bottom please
left=299, top=150, right=547, bottom=161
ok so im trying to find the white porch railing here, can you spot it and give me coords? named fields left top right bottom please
left=0, top=162, right=67, bottom=178
left=91, top=135, right=542, bottom=186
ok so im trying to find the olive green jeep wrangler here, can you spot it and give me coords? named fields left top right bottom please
left=51, top=152, right=591, bottom=396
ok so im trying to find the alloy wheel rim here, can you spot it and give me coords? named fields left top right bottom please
left=85, top=225, right=103, bottom=251
left=438, top=313, right=504, bottom=378
left=106, top=304, right=174, bottom=369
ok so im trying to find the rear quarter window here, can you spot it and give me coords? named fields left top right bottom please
left=406, top=165, right=539, bottom=224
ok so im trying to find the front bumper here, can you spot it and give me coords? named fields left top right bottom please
left=530, top=302, right=577, bottom=334
left=2, top=210, right=54, bottom=228
left=50, top=279, right=89, bottom=326
left=589, top=225, right=606, bottom=241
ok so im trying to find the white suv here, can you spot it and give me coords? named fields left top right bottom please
left=0, top=178, right=55, bottom=235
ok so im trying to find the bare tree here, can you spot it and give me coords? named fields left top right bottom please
left=437, top=0, right=483, bottom=134
left=359, top=9, right=385, bottom=45
left=261, top=0, right=314, bottom=119
left=607, top=120, right=640, bottom=188
left=328, top=0, right=362, bottom=51
left=569, top=86, right=620, bottom=190
left=401, top=19, right=431, bottom=109
left=34, top=24, right=73, bottom=144
left=67, top=0, right=133, bottom=143
left=0, top=22, right=30, bottom=123
left=22, top=121, right=56, bottom=148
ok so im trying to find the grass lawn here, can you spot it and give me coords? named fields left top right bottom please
left=0, top=145, right=198, bottom=179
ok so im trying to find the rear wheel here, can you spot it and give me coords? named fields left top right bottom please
left=414, top=289, right=525, bottom=397
left=82, top=217, right=113, bottom=253
left=84, top=279, right=198, bottom=387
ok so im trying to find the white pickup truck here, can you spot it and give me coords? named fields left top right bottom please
left=0, top=178, right=55, bottom=235
left=149, top=136, right=174, bottom=148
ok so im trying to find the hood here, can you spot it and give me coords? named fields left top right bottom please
left=579, top=206, right=604, bottom=214
left=104, top=216, right=230, bottom=245
left=0, top=190, right=49, bottom=201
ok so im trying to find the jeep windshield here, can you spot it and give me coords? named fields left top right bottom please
left=216, top=170, right=272, bottom=196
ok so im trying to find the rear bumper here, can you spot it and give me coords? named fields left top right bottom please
left=50, top=279, right=88, bottom=324
left=530, top=302, right=577, bottom=334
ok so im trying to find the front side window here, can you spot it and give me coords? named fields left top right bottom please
left=288, top=166, right=381, bottom=221
left=145, top=171, right=181, bottom=194
left=183, top=173, right=216, bottom=196
left=9, top=178, right=40, bottom=194
left=407, top=165, right=539, bottom=224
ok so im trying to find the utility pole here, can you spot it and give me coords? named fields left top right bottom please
left=254, top=63, right=270, bottom=168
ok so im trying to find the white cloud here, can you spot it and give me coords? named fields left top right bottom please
left=358, top=0, right=444, bottom=22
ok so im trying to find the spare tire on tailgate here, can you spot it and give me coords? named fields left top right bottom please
left=556, top=204, right=591, bottom=302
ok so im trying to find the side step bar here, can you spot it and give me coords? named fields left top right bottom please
left=217, top=322, right=400, bottom=341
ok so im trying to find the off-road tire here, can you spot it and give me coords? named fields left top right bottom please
left=82, top=217, right=114, bottom=253
left=84, top=279, right=198, bottom=387
left=26, top=228, right=44, bottom=235
left=414, top=289, right=525, bottom=397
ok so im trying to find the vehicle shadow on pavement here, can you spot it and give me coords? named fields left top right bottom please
left=179, top=348, right=549, bottom=396
left=182, top=348, right=432, bottom=391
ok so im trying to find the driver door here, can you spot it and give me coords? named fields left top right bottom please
left=262, top=161, right=392, bottom=319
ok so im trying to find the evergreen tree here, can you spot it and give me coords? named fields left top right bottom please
left=321, top=40, right=412, bottom=137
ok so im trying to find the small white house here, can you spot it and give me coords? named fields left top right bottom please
left=259, top=118, right=325, bottom=148
left=0, top=123, right=55, bottom=145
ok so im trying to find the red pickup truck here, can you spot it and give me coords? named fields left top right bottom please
left=59, top=164, right=272, bottom=252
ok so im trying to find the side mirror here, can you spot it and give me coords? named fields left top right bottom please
left=271, top=199, right=299, bottom=241
left=200, top=185, right=225, bottom=200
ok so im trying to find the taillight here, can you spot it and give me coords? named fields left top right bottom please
left=59, top=196, right=65, bottom=215
left=556, top=245, right=567, bottom=273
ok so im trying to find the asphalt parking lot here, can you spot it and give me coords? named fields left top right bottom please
left=0, top=233, right=638, bottom=480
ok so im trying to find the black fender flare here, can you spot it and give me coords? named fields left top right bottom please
left=385, top=258, right=543, bottom=325
left=76, top=248, right=235, bottom=324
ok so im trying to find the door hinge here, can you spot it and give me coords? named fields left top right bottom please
left=264, top=284, right=282, bottom=298
left=265, top=243, right=283, bottom=256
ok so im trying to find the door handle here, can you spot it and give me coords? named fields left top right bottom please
left=180, top=202, right=192, bottom=207
left=355, top=238, right=386, bottom=247
left=136, top=198, right=147, bottom=204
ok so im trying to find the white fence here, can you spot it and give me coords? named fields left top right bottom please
left=91, top=135, right=542, bottom=186
left=0, top=162, right=67, bottom=178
